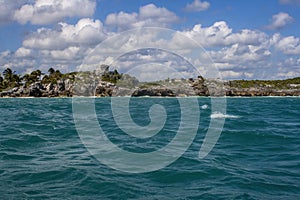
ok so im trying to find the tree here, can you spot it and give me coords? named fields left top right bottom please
left=113, top=69, right=119, bottom=75
left=2, top=68, right=21, bottom=88
left=21, top=70, right=42, bottom=86
left=48, top=67, right=55, bottom=75
left=31, top=70, right=42, bottom=81
left=0, top=75, right=3, bottom=90
left=12, top=74, right=21, bottom=86
left=22, top=74, right=30, bottom=83
left=101, top=69, right=122, bottom=83
left=3, top=68, right=13, bottom=82
left=55, top=70, right=62, bottom=77
left=42, top=69, right=62, bottom=84
left=32, top=69, right=41, bottom=77
left=41, top=75, right=50, bottom=84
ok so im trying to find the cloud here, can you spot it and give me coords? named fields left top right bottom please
left=276, top=57, right=300, bottom=79
left=5, top=18, right=109, bottom=73
left=1, top=1, right=300, bottom=81
left=219, top=70, right=254, bottom=80
left=17, top=19, right=273, bottom=79
left=207, top=43, right=271, bottom=80
left=41, top=46, right=81, bottom=61
left=0, top=0, right=27, bottom=24
left=279, top=0, right=300, bottom=5
left=209, top=44, right=271, bottom=67
left=13, top=0, right=96, bottom=25
left=181, top=21, right=268, bottom=48
left=15, top=47, right=34, bottom=58
left=185, top=0, right=210, bottom=12
left=270, top=33, right=300, bottom=55
left=266, top=12, right=294, bottom=30
left=173, top=21, right=282, bottom=80
left=105, top=3, right=178, bottom=30
left=275, top=35, right=300, bottom=54
left=175, top=23, right=300, bottom=79
left=0, top=50, right=37, bottom=73
left=23, top=18, right=107, bottom=50
left=0, top=47, right=83, bottom=74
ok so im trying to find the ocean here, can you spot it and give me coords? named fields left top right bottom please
left=0, top=97, right=299, bottom=199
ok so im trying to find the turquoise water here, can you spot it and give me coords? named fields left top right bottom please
left=0, top=97, right=300, bottom=199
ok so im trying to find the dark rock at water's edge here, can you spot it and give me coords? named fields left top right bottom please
left=132, top=88, right=176, bottom=97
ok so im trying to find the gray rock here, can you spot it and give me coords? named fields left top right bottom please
left=29, top=87, right=42, bottom=97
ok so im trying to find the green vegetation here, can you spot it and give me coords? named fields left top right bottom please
left=0, top=67, right=123, bottom=92
left=115, top=74, right=139, bottom=88
left=23, top=70, right=42, bottom=86
left=139, top=82, right=161, bottom=89
left=0, top=68, right=21, bottom=91
left=0, top=67, right=67, bottom=92
left=101, top=69, right=122, bottom=83
left=41, top=68, right=63, bottom=84
left=228, top=78, right=300, bottom=89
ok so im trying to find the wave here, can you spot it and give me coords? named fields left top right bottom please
left=201, top=104, right=209, bottom=109
left=210, top=112, right=240, bottom=119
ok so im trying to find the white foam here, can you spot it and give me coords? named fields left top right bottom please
left=210, top=112, right=240, bottom=119
left=201, top=104, right=209, bottom=109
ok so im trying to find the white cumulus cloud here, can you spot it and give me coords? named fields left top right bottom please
left=42, top=46, right=81, bottom=61
left=181, top=21, right=268, bottom=48
left=0, top=0, right=27, bottom=24
left=13, top=0, right=96, bottom=25
left=0, top=50, right=37, bottom=73
left=23, top=18, right=107, bottom=50
left=275, top=35, right=300, bottom=54
left=266, top=12, right=294, bottom=30
left=185, top=0, right=210, bottom=12
left=209, top=44, right=271, bottom=64
left=15, top=47, right=34, bottom=58
left=105, top=3, right=178, bottom=30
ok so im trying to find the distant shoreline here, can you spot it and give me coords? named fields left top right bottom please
left=1, top=96, right=300, bottom=99
left=1, top=67, right=300, bottom=98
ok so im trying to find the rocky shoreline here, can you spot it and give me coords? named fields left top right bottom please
left=1, top=76, right=300, bottom=97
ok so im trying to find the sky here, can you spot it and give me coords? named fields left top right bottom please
left=0, top=0, right=300, bottom=80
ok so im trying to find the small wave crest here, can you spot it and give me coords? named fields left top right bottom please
left=210, top=112, right=240, bottom=119
left=200, top=104, right=209, bottom=109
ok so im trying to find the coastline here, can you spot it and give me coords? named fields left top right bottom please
left=1, top=67, right=299, bottom=98
left=1, top=95, right=300, bottom=99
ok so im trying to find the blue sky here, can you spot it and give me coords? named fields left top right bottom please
left=0, top=0, right=300, bottom=79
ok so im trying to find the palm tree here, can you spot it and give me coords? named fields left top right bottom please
left=12, top=74, right=21, bottom=87
left=31, top=70, right=42, bottom=81
left=22, top=70, right=42, bottom=85
left=2, top=68, right=21, bottom=88
left=3, top=68, right=13, bottom=82
left=48, top=67, right=55, bottom=75
left=0, top=75, right=3, bottom=90
left=22, top=74, right=31, bottom=85
left=41, top=75, right=50, bottom=84
left=55, top=70, right=62, bottom=77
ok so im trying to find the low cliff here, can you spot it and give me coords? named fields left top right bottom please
left=1, top=75, right=300, bottom=97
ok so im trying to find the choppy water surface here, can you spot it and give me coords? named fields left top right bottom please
left=0, top=97, right=300, bottom=199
